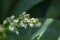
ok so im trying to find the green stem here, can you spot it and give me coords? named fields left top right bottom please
left=57, top=35, right=60, bottom=40
left=31, top=18, right=54, bottom=40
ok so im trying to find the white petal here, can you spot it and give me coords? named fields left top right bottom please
left=33, top=20, right=36, bottom=22
left=20, top=22, right=27, bottom=29
left=27, top=20, right=30, bottom=22
left=3, top=20, right=7, bottom=24
left=14, top=19, right=19, bottom=23
left=31, top=18, right=36, bottom=22
left=16, top=31, right=19, bottom=35
left=8, top=26, right=15, bottom=31
left=10, top=22, right=14, bottom=25
left=19, top=22, right=23, bottom=26
left=22, top=12, right=26, bottom=15
left=24, top=25, right=27, bottom=29
left=29, top=24, right=34, bottom=28
left=21, top=24, right=25, bottom=27
left=23, top=18, right=30, bottom=22
left=22, top=24, right=27, bottom=28
left=31, top=18, right=35, bottom=20
left=36, top=22, right=41, bottom=27
left=10, top=15, right=15, bottom=19
left=24, top=14, right=29, bottom=17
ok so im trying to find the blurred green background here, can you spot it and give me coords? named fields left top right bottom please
left=0, top=0, right=60, bottom=40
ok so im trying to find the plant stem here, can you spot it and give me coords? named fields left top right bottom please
left=31, top=18, right=54, bottom=40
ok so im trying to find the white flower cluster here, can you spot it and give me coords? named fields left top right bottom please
left=0, top=12, right=41, bottom=35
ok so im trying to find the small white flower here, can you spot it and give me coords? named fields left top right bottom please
left=24, top=14, right=29, bottom=17
left=31, top=18, right=38, bottom=23
left=21, top=24, right=27, bottom=29
left=19, top=21, right=24, bottom=26
left=10, top=22, right=17, bottom=26
left=3, top=20, right=7, bottom=24
left=21, top=24, right=24, bottom=27
left=10, top=15, right=15, bottom=19
left=36, top=22, right=41, bottom=27
left=27, top=20, right=30, bottom=22
left=29, top=23, right=34, bottom=28
left=20, top=21, right=23, bottom=23
left=19, top=21, right=27, bottom=29
left=30, top=18, right=36, bottom=22
left=8, top=26, right=15, bottom=31
left=15, top=30, right=19, bottom=35
left=31, top=18, right=35, bottom=20
left=26, top=14, right=29, bottom=16
left=23, top=18, right=30, bottom=22
left=33, top=20, right=36, bottom=23
left=22, top=12, right=26, bottom=15
left=10, top=22, right=14, bottom=25
left=13, top=19, right=19, bottom=23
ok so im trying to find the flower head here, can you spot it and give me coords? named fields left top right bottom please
left=8, top=26, right=15, bottom=32
left=0, top=12, right=41, bottom=36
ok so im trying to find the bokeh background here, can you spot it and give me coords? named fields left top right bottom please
left=0, top=0, right=60, bottom=40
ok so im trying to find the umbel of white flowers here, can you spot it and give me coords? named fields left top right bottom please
left=0, top=12, right=41, bottom=35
